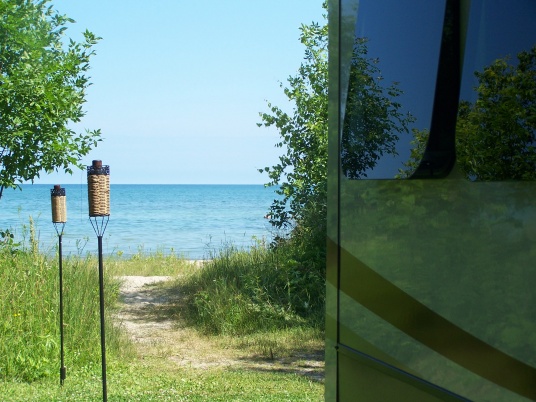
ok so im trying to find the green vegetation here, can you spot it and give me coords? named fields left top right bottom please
left=1, top=2, right=326, bottom=400
left=258, top=17, right=328, bottom=239
left=255, top=3, right=413, bottom=318
left=0, top=0, right=101, bottom=199
left=1, top=363, right=321, bottom=401
left=106, top=248, right=196, bottom=277
left=399, top=45, right=536, bottom=180
left=179, top=244, right=324, bottom=336
left=256, top=8, right=328, bottom=328
left=0, top=222, right=131, bottom=383
left=0, top=227, right=323, bottom=401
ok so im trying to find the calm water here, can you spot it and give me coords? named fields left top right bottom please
left=1, top=184, right=280, bottom=259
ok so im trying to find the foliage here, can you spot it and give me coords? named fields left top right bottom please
left=105, top=248, right=195, bottom=276
left=399, top=46, right=536, bottom=180
left=257, top=18, right=328, bottom=236
left=0, top=0, right=102, bottom=198
left=341, top=38, right=415, bottom=179
left=258, top=11, right=415, bottom=286
left=256, top=12, right=331, bottom=321
left=456, top=45, right=536, bottom=180
left=0, top=233, right=323, bottom=396
left=0, top=228, right=20, bottom=253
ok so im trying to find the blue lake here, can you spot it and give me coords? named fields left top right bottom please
left=1, top=184, right=282, bottom=259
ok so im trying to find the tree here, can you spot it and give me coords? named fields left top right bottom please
left=456, top=45, right=536, bottom=180
left=0, top=0, right=102, bottom=199
left=258, top=19, right=328, bottom=237
left=258, top=13, right=414, bottom=258
left=399, top=46, right=536, bottom=180
left=341, top=37, right=415, bottom=179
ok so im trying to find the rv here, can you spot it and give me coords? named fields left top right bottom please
left=326, top=0, right=536, bottom=400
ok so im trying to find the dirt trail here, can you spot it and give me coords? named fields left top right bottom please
left=114, top=276, right=324, bottom=381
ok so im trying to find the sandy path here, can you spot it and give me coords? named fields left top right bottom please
left=115, top=276, right=173, bottom=342
left=114, top=275, right=245, bottom=368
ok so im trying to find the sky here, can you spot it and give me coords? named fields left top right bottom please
left=32, top=1, right=325, bottom=185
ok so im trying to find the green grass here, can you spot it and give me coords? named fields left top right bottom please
left=0, top=223, right=132, bottom=382
left=178, top=243, right=325, bottom=337
left=226, top=326, right=324, bottom=360
left=0, top=361, right=322, bottom=401
left=1, top=223, right=324, bottom=400
left=105, top=248, right=197, bottom=276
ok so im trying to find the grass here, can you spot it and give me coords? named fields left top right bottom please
left=0, top=361, right=322, bottom=401
left=178, top=243, right=325, bottom=336
left=226, top=326, right=324, bottom=360
left=0, top=222, right=132, bottom=382
left=0, top=223, right=324, bottom=401
left=105, top=248, right=198, bottom=276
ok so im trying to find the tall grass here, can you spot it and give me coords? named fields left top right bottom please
left=0, top=221, right=131, bottom=382
left=180, top=242, right=325, bottom=336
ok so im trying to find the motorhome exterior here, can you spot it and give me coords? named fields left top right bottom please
left=326, top=0, right=536, bottom=400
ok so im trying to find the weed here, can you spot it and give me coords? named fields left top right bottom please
left=0, top=229, right=21, bottom=254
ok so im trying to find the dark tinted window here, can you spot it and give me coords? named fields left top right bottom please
left=456, top=0, right=536, bottom=181
left=340, top=0, right=445, bottom=179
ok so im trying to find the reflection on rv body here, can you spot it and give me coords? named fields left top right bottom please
left=327, top=0, right=536, bottom=400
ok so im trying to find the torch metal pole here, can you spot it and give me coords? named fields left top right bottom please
left=97, top=233, right=107, bottom=401
left=51, top=185, right=67, bottom=386
left=58, top=230, right=66, bottom=385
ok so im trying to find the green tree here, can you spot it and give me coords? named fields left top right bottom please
left=0, top=0, right=101, bottom=199
left=257, top=19, right=328, bottom=241
left=399, top=46, right=536, bottom=180
left=457, top=45, right=536, bottom=180
left=258, top=16, right=414, bottom=256
left=341, top=37, right=415, bottom=179
left=255, top=17, right=328, bottom=323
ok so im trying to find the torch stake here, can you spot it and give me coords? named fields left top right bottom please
left=53, top=222, right=66, bottom=386
left=90, top=216, right=109, bottom=402
left=98, top=234, right=107, bottom=401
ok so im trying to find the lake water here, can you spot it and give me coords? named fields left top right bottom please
left=1, top=184, right=281, bottom=259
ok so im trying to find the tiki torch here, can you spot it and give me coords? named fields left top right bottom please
left=51, top=185, right=67, bottom=385
left=87, top=160, right=110, bottom=401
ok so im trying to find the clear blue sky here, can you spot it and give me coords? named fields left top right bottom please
left=33, top=1, right=325, bottom=185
